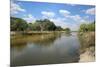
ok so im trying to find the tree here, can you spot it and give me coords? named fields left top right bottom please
left=87, top=22, right=95, bottom=31
left=33, top=19, right=56, bottom=31
left=32, top=22, right=41, bottom=31
left=79, top=24, right=88, bottom=32
left=79, top=22, right=95, bottom=32
left=64, top=28, right=71, bottom=33
left=27, top=23, right=34, bottom=31
left=11, top=17, right=28, bottom=31
left=55, top=26, right=63, bottom=31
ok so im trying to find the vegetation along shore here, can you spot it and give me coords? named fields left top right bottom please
left=78, top=22, right=95, bottom=62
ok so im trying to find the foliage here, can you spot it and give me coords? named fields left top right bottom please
left=11, top=17, right=28, bottom=31
left=63, top=28, right=71, bottom=33
left=79, top=22, right=95, bottom=32
left=32, top=19, right=57, bottom=31
left=27, top=23, right=34, bottom=31
left=55, top=26, right=63, bottom=31
left=79, top=24, right=88, bottom=32
left=10, top=17, right=71, bottom=32
left=87, top=22, right=95, bottom=31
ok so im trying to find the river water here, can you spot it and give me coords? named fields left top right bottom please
left=11, top=32, right=80, bottom=66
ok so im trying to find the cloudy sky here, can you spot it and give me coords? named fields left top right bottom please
left=11, top=0, right=95, bottom=31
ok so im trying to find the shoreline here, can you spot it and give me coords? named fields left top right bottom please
left=10, top=31, right=67, bottom=35
left=79, top=46, right=95, bottom=62
left=78, top=32, right=95, bottom=62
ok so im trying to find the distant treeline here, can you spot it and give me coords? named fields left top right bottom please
left=11, top=17, right=95, bottom=33
left=79, top=22, right=95, bottom=32
left=10, top=17, right=70, bottom=32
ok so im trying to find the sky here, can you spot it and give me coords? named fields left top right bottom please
left=11, top=0, right=95, bottom=31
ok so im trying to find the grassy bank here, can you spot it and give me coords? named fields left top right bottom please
left=10, top=31, right=62, bottom=47
left=78, top=32, right=95, bottom=62
left=10, top=31, right=66, bottom=35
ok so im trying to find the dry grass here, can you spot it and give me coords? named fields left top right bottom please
left=79, top=32, right=95, bottom=62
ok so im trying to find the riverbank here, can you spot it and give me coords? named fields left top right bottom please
left=78, top=32, right=95, bottom=62
left=10, top=31, right=66, bottom=35
left=79, top=46, right=95, bottom=62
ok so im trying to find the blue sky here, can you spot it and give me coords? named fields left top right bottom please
left=11, top=0, right=95, bottom=31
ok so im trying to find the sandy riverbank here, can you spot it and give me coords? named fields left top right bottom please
left=79, top=46, right=95, bottom=62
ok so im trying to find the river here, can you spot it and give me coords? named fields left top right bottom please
left=11, top=32, right=80, bottom=66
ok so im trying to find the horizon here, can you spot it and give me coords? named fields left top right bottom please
left=11, top=0, right=95, bottom=31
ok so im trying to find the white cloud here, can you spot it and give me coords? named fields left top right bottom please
left=51, top=12, right=87, bottom=31
left=69, top=15, right=81, bottom=21
left=85, top=8, right=95, bottom=15
left=71, top=15, right=86, bottom=22
left=11, top=1, right=26, bottom=15
left=50, top=17, right=80, bottom=31
left=23, top=14, right=36, bottom=23
left=59, top=9, right=86, bottom=23
left=64, top=14, right=86, bottom=23
left=59, top=10, right=71, bottom=17
left=41, top=11, right=55, bottom=18
left=50, top=18, right=68, bottom=29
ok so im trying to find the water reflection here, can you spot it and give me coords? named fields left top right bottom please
left=11, top=33, right=61, bottom=47
left=11, top=32, right=80, bottom=66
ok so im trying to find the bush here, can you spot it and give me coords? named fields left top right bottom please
left=79, top=22, right=95, bottom=32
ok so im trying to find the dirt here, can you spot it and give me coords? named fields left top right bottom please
left=79, top=46, right=95, bottom=62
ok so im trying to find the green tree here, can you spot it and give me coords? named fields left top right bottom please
left=11, top=17, right=28, bottom=31
left=64, top=28, right=71, bottom=33
left=55, top=26, right=63, bottom=31
left=33, top=19, right=56, bottom=31
left=79, top=24, right=88, bottom=32
left=79, top=22, right=95, bottom=32
left=27, top=23, right=34, bottom=31
left=87, top=22, right=95, bottom=31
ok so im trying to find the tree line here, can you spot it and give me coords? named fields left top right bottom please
left=79, top=22, right=95, bottom=32
left=10, top=17, right=71, bottom=32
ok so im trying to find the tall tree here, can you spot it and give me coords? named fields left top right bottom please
left=79, top=24, right=88, bottom=32
left=11, top=17, right=28, bottom=31
left=33, top=19, right=56, bottom=31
